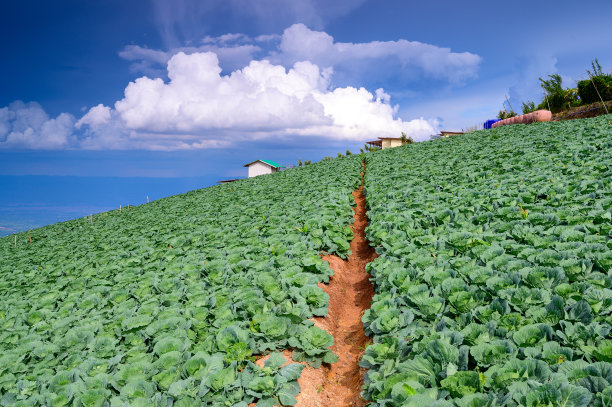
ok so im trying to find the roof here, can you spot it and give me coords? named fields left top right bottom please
left=243, top=159, right=284, bottom=168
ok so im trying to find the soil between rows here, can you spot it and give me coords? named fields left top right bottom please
left=255, top=180, right=377, bottom=406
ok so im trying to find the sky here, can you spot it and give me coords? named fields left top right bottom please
left=1, top=0, right=611, bottom=234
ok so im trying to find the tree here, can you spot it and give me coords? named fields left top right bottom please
left=401, top=132, right=414, bottom=145
left=297, top=158, right=303, bottom=167
left=538, top=74, right=579, bottom=112
left=345, top=149, right=352, bottom=155
left=521, top=101, right=536, bottom=114
left=363, top=143, right=380, bottom=152
left=497, top=110, right=516, bottom=120
left=587, top=58, right=604, bottom=77
left=578, top=58, right=612, bottom=104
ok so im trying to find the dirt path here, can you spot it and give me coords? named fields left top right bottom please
left=256, top=162, right=377, bottom=406
left=312, top=183, right=377, bottom=406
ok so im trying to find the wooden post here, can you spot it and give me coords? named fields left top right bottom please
left=147, top=195, right=149, bottom=203
left=90, top=214, right=93, bottom=224
left=29, top=230, right=31, bottom=243
left=505, top=94, right=514, bottom=113
left=120, top=204, right=122, bottom=213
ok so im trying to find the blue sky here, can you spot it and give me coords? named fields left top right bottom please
left=1, top=0, right=611, bottom=233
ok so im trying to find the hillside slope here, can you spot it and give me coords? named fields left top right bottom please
left=1, top=115, right=611, bottom=406
left=0, top=156, right=362, bottom=406
left=362, top=115, right=612, bottom=406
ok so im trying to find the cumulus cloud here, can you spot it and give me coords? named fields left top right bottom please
left=5, top=33, right=448, bottom=151
left=77, top=51, right=434, bottom=149
left=272, top=24, right=481, bottom=84
left=0, top=101, right=75, bottom=149
left=121, top=24, right=481, bottom=88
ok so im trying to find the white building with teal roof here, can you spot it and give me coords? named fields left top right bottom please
left=243, top=159, right=283, bottom=178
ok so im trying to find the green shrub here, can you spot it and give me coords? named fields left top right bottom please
left=577, top=75, right=612, bottom=104
left=497, top=110, right=516, bottom=119
left=538, top=74, right=581, bottom=113
left=521, top=101, right=536, bottom=114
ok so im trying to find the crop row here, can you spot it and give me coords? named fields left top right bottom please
left=0, top=156, right=362, bottom=406
left=361, top=116, right=612, bottom=406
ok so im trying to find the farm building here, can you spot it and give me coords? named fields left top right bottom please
left=365, top=137, right=405, bottom=150
left=243, top=159, right=283, bottom=178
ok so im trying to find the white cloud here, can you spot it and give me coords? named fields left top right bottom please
left=120, top=24, right=481, bottom=87
left=76, top=104, right=111, bottom=127
left=272, top=24, right=481, bottom=84
left=77, top=51, right=435, bottom=149
left=6, top=24, right=456, bottom=151
left=119, top=41, right=261, bottom=77
left=0, top=101, right=75, bottom=149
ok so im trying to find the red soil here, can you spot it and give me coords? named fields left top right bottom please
left=253, top=164, right=377, bottom=406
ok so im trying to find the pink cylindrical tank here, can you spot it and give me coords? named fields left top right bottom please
left=491, top=110, right=552, bottom=128
left=533, top=110, right=552, bottom=122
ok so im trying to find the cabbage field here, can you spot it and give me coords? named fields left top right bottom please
left=0, top=156, right=362, bottom=406
left=361, top=115, right=612, bottom=406
left=1, top=114, right=611, bottom=407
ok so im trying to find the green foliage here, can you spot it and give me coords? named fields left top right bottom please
left=578, top=75, right=612, bottom=104
left=0, top=156, right=363, bottom=405
left=361, top=116, right=612, bottom=406
left=401, top=132, right=415, bottom=145
left=497, top=110, right=516, bottom=119
left=297, top=159, right=312, bottom=166
left=539, top=74, right=580, bottom=113
left=363, top=143, right=381, bottom=153
left=521, top=101, right=536, bottom=114
left=587, top=58, right=605, bottom=77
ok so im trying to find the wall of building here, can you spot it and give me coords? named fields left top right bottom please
left=248, top=162, right=274, bottom=177
left=381, top=139, right=403, bottom=149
